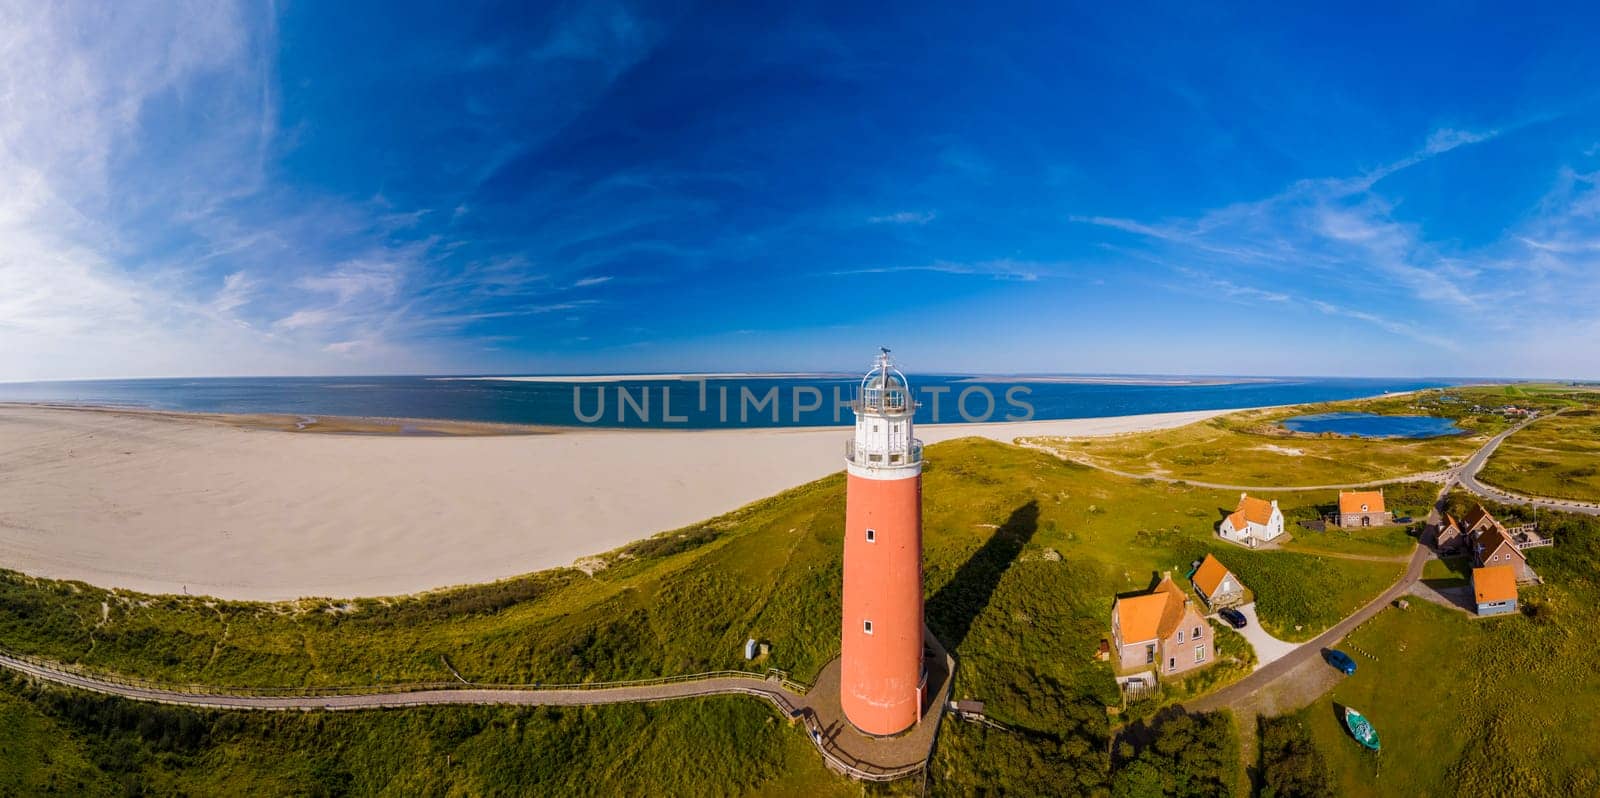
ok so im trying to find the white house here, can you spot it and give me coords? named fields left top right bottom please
left=1217, top=493, right=1284, bottom=547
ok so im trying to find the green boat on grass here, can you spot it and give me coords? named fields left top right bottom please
left=1343, top=707, right=1381, bottom=751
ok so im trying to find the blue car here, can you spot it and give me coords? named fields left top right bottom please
left=1325, top=649, right=1357, bottom=675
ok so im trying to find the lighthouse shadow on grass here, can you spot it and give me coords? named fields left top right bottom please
left=927, top=500, right=1039, bottom=651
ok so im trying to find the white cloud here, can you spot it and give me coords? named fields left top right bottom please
left=0, top=3, right=496, bottom=380
left=1075, top=125, right=1600, bottom=375
left=834, top=258, right=1049, bottom=281
left=867, top=210, right=937, bottom=225
left=573, top=275, right=614, bottom=287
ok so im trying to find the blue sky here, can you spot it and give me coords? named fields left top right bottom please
left=3, top=2, right=1599, bottom=380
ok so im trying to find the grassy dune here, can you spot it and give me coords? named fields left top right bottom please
left=1479, top=408, right=1600, bottom=502
left=1, top=441, right=1398, bottom=688
left=1028, top=389, right=1543, bottom=487
left=0, top=674, right=850, bottom=797
left=1282, top=495, right=1600, bottom=797
left=0, top=435, right=1416, bottom=794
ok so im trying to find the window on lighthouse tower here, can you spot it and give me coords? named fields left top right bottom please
left=863, top=620, right=874, bottom=635
left=865, top=528, right=876, bottom=542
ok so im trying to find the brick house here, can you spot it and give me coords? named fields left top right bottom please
left=1337, top=490, right=1392, bottom=527
left=1433, top=513, right=1469, bottom=554
left=1190, top=553, right=1246, bottom=609
left=1218, top=493, right=1284, bottom=548
left=1471, top=564, right=1519, bottom=616
left=1472, top=526, right=1537, bottom=583
left=1461, top=504, right=1506, bottom=537
left=1111, top=574, right=1213, bottom=680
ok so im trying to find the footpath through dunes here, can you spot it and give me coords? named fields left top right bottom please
left=0, top=645, right=953, bottom=783
left=0, top=404, right=1229, bottom=601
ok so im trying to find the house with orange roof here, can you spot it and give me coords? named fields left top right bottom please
left=1472, top=525, right=1536, bottom=583
left=1336, top=490, right=1392, bottom=527
left=1189, top=553, right=1246, bottom=609
left=1217, top=493, right=1284, bottom=548
left=1471, top=564, right=1518, bottom=616
left=1111, top=573, right=1213, bottom=681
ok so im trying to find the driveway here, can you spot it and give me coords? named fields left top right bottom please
left=1186, top=543, right=1429, bottom=714
left=1216, top=602, right=1298, bottom=667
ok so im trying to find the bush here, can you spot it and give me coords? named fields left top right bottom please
left=1258, top=715, right=1334, bottom=798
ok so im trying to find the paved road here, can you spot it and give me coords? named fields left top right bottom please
left=1184, top=542, right=1428, bottom=714
left=1453, top=413, right=1600, bottom=516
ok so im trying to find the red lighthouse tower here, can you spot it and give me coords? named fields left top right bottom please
left=840, top=348, right=926, bottom=736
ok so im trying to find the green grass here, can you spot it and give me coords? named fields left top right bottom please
left=1479, top=408, right=1600, bottom=502
left=1173, top=544, right=1403, bottom=642
left=1026, top=389, right=1524, bottom=487
left=1421, top=556, right=1470, bottom=587
left=0, top=437, right=1414, bottom=794
left=0, top=687, right=115, bottom=795
left=1286, top=500, right=1600, bottom=797
left=0, top=672, right=851, bottom=797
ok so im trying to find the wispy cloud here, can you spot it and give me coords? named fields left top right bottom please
left=0, top=2, right=641, bottom=380
left=867, top=210, right=937, bottom=225
left=833, top=258, right=1051, bottom=281
left=1079, top=124, right=1600, bottom=368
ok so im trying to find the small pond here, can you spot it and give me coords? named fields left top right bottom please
left=1280, top=412, right=1464, bottom=438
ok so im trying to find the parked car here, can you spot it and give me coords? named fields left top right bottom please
left=1218, top=607, right=1248, bottom=629
left=1325, top=649, right=1357, bottom=675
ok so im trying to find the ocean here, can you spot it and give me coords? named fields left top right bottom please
left=0, top=375, right=1460, bottom=429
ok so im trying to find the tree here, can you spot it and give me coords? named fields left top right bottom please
left=1258, top=715, right=1334, bottom=798
left=1111, top=708, right=1238, bottom=797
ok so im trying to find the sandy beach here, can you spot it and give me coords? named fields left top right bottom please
left=0, top=404, right=1228, bottom=601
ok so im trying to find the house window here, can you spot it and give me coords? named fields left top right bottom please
left=1145, top=645, right=1155, bottom=664
left=1195, top=645, right=1206, bottom=663
left=1193, top=626, right=1202, bottom=639
left=1168, top=657, right=1176, bottom=672
left=863, top=620, right=874, bottom=635
left=871, top=423, right=879, bottom=432
left=1177, top=630, right=1185, bottom=643
left=865, top=528, right=876, bottom=543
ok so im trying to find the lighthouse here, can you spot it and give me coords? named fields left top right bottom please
left=840, top=348, right=926, bottom=736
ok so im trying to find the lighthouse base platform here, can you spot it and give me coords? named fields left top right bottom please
left=796, top=626, right=954, bottom=781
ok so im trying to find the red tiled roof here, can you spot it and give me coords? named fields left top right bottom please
left=1229, top=494, right=1275, bottom=530
left=1115, top=575, right=1192, bottom=643
left=1339, top=490, right=1386, bottom=516
left=1473, top=565, right=1518, bottom=603
left=1191, top=554, right=1235, bottom=598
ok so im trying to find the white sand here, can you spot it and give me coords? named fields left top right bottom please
left=0, top=405, right=1227, bottom=601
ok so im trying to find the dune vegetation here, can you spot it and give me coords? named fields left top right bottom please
left=1268, top=494, right=1600, bottom=797
left=1025, top=386, right=1593, bottom=488
left=1478, top=407, right=1600, bottom=502
left=0, top=431, right=1417, bottom=794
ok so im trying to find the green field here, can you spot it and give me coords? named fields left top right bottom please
left=0, top=673, right=850, bottom=797
left=0, top=436, right=1412, bottom=794
left=1025, top=389, right=1523, bottom=487
left=1269, top=497, right=1600, bottom=797
left=1479, top=408, right=1600, bottom=502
